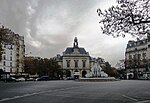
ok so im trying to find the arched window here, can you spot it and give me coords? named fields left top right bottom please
left=66, top=60, right=70, bottom=67
left=66, top=70, right=71, bottom=77
left=82, top=60, right=86, bottom=67
left=74, top=60, right=78, bottom=68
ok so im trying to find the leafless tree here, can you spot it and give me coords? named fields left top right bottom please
left=97, top=0, right=150, bottom=38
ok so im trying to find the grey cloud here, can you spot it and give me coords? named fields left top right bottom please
left=0, top=0, right=28, bottom=35
left=0, top=0, right=125, bottom=66
left=25, top=0, right=100, bottom=57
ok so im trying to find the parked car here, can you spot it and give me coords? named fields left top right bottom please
left=36, top=76, right=50, bottom=81
left=16, top=77, right=25, bottom=82
left=67, top=77, right=74, bottom=80
left=26, top=78, right=35, bottom=81
left=2, top=77, right=16, bottom=82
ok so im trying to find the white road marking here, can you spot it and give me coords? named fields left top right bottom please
left=122, top=95, right=138, bottom=102
left=0, top=93, right=42, bottom=102
left=0, top=86, right=84, bottom=102
left=135, top=100, right=150, bottom=103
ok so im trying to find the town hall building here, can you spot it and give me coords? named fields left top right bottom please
left=54, top=37, right=95, bottom=78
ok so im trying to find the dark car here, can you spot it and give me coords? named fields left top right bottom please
left=67, top=77, right=75, bottom=80
left=36, top=76, right=50, bottom=81
left=3, top=77, right=16, bottom=82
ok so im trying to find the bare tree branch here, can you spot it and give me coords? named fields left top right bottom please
left=97, top=0, right=150, bottom=38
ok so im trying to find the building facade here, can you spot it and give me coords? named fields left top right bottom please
left=63, top=37, right=92, bottom=78
left=125, top=37, right=150, bottom=79
left=0, top=33, right=25, bottom=75
left=53, top=37, right=106, bottom=78
left=54, top=37, right=93, bottom=78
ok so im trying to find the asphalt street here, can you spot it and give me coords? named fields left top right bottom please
left=0, top=80, right=150, bottom=103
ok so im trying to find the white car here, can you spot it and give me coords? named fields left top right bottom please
left=26, top=78, right=35, bottom=81
left=16, top=77, right=25, bottom=82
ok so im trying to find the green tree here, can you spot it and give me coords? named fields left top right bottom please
left=103, top=62, right=119, bottom=77
left=97, top=0, right=150, bottom=38
left=24, top=57, right=37, bottom=75
left=44, top=59, right=61, bottom=79
left=111, top=67, right=120, bottom=78
left=24, top=57, right=62, bottom=79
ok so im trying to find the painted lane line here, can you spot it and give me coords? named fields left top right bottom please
left=0, top=91, right=54, bottom=102
left=0, top=93, right=39, bottom=102
left=0, top=85, right=84, bottom=102
left=122, top=95, right=138, bottom=102
left=135, top=100, right=150, bottom=103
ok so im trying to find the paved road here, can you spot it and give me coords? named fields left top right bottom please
left=0, top=80, right=150, bottom=103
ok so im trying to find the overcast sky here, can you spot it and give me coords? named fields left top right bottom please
left=0, top=0, right=135, bottom=66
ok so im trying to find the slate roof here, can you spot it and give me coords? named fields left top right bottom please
left=64, top=47, right=87, bottom=54
left=127, top=39, right=147, bottom=48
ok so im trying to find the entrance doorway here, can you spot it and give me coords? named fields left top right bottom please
left=74, top=70, right=79, bottom=79
left=66, top=70, right=71, bottom=77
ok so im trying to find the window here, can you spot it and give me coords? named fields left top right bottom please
left=17, top=47, right=19, bottom=51
left=3, top=67, right=6, bottom=72
left=3, top=55, right=6, bottom=60
left=10, top=62, right=12, bottom=67
left=66, top=60, right=70, bottom=67
left=129, top=55, right=132, bottom=59
left=10, top=45, right=13, bottom=49
left=74, top=60, right=78, bottom=68
left=10, top=51, right=12, bottom=55
left=3, top=61, right=5, bottom=66
left=82, top=61, right=86, bottom=67
left=3, top=51, right=5, bottom=54
left=3, top=45, right=6, bottom=48
left=10, top=57, right=12, bottom=61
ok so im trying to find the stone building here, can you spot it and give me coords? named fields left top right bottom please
left=53, top=37, right=94, bottom=78
left=125, top=37, right=150, bottom=79
left=63, top=37, right=92, bottom=78
left=53, top=37, right=106, bottom=79
left=0, top=31, right=25, bottom=76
